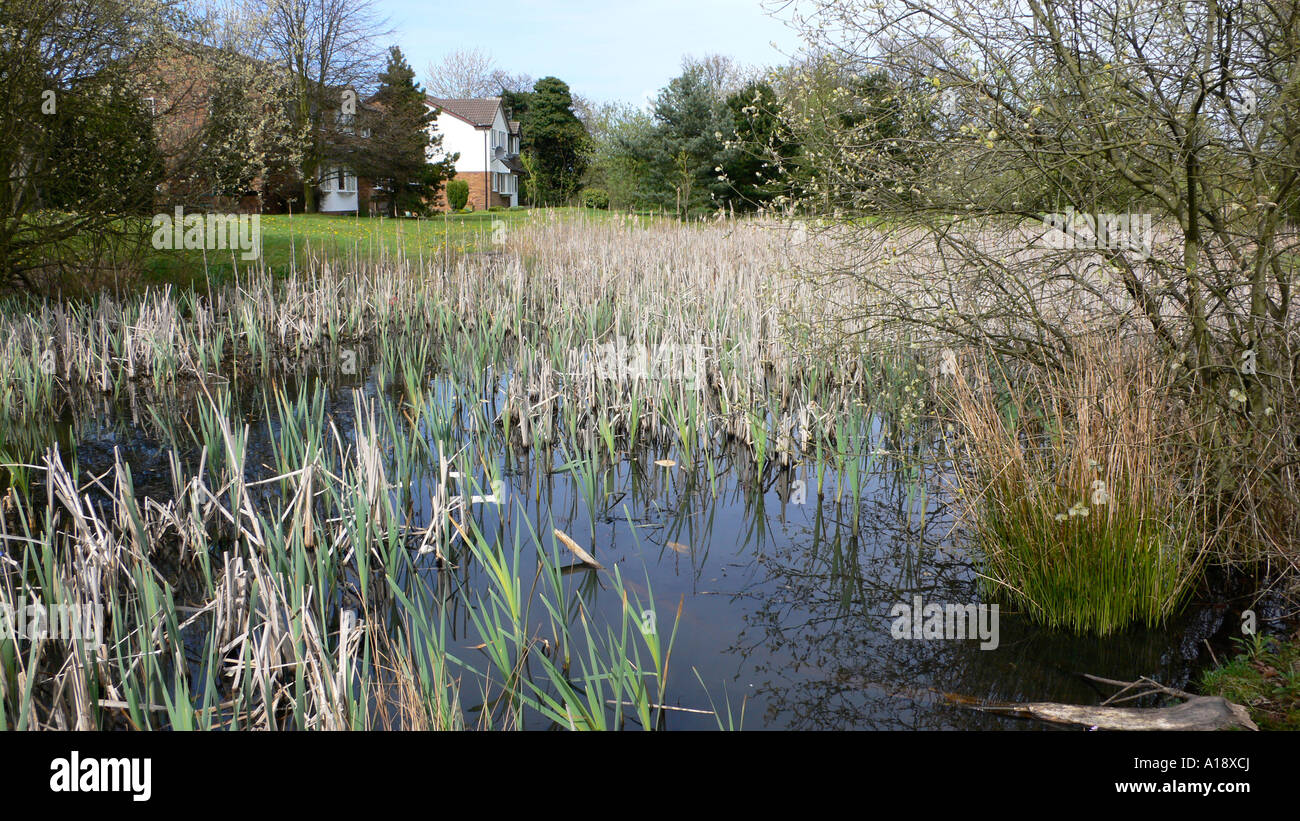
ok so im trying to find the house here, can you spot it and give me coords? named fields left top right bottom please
left=142, top=43, right=524, bottom=215
left=426, top=97, right=523, bottom=209
left=322, top=96, right=524, bottom=215
left=140, top=42, right=288, bottom=212
left=317, top=96, right=380, bottom=215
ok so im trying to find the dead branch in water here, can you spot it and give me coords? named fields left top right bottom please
left=948, top=675, right=1258, bottom=731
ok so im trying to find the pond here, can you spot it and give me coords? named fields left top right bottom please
left=2, top=353, right=1256, bottom=730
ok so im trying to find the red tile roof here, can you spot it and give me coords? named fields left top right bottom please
left=426, top=97, right=502, bottom=128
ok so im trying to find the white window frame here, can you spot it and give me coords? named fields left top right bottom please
left=337, top=168, right=357, bottom=194
left=320, top=167, right=357, bottom=194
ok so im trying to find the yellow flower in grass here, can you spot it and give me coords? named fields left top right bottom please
left=1068, top=502, right=1090, bottom=518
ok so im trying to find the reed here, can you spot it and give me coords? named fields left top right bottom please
left=945, top=337, right=1208, bottom=635
left=0, top=211, right=936, bottom=730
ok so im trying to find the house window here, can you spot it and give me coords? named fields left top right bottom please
left=320, top=168, right=356, bottom=194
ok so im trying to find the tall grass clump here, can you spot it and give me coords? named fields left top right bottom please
left=946, top=336, right=1208, bottom=635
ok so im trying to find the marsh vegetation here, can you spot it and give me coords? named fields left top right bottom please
left=1, top=210, right=1287, bottom=730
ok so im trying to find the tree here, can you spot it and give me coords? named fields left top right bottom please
left=719, top=80, right=802, bottom=211
left=175, top=57, right=300, bottom=206
left=343, top=46, right=456, bottom=216
left=0, top=0, right=182, bottom=290
left=518, top=151, right=539, bottom=206
left=145, top=2, right=302, bottom=209
left=782, top=0, right=1300, bottom=561
left=582, top=101, right=656, bottom=210
left=518, top=77, right=590, bottom=204
left=425, top=48, right=531, bottom=98
left=621, top=60, right=733, bottom=217
left=260, top=0, right=388, bottom=212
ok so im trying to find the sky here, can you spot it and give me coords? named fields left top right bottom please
left=377, top=0, right=806, bottom=107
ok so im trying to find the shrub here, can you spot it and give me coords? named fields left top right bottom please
left=581, top=188, right=610, bottom=209
left=446, top=179, right=469, bottom=211
left=945, top=336, right=1208, bottom=635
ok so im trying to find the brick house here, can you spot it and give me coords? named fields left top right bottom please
left=142, top=42, right=322, bottom=214
left=426, top=97, right=524, bottom=210
left=141, top=44, right=525, bottom=215
left=140, top=44, right=277, bottom=212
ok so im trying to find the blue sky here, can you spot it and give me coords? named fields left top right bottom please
left=377, top=0, right=804, bottom=106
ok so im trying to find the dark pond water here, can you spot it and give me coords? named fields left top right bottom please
left=2, top=359, right=1279, bottom=730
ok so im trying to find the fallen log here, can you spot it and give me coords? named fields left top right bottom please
left=967, top=696, right=1257, bottom=730
left=948, top=675, right=1259, bottom=731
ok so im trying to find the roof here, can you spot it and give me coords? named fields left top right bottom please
left=508, top=120, right=520, bottom=135
left=426, top=97, right=502, bottom=128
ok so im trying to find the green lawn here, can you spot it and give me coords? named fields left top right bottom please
left=139, top=207, right=600, bottom=287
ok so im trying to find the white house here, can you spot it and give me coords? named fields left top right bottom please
left=426, top=97, right=523, bottom=209
left=318, top=101, right=368, bottom=214
left=316, top=95, right=523, bottom=214
left=317, top=165, right=359, bottom=213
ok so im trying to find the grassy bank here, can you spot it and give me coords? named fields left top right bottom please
left=1200, top=633, right=1300, bottom=730
left=139, top=207, right=556, bottom=287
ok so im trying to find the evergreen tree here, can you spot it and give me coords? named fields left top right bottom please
left=517, top=77, right=589, bottom=204
left=348, top=46, right=457, bottom=216
left=621, top=64, right=731, bottom=217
